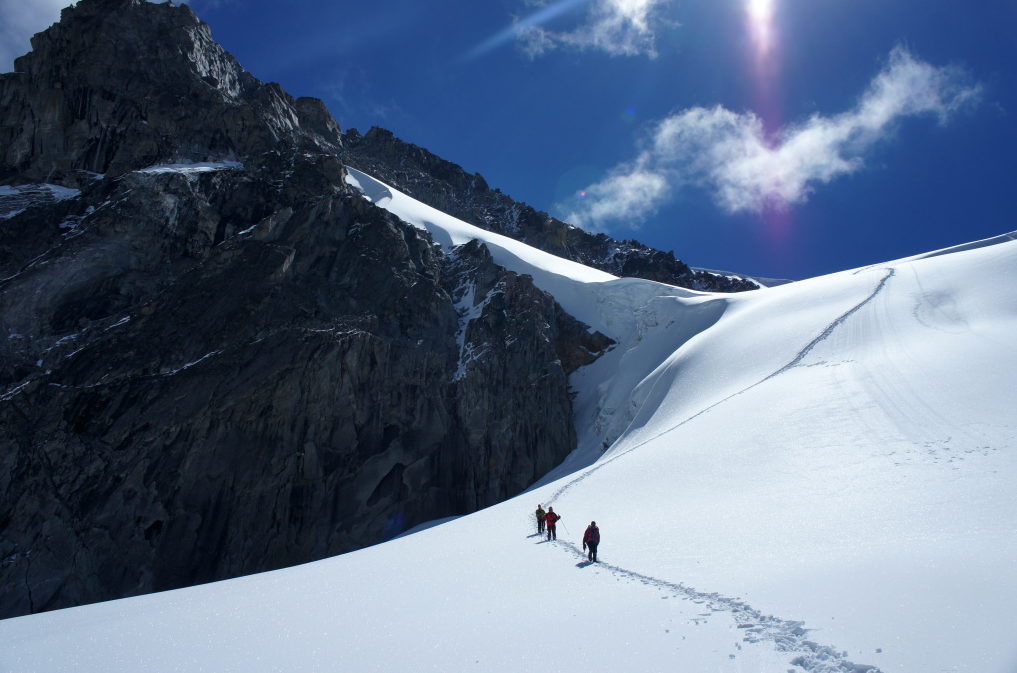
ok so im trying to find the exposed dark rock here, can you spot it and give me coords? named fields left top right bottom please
left=0, top=0, right=342, bottom=185
left=440, top=240, right=613, bottom=507
left=0, top=151, right=611, bottom=617
left=343, top=127, right=761, bottom=292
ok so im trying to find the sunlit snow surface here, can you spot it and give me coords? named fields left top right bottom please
left=2, top=169, right=1015, bottom=673
left=0, top=183, right=81, bottom=219
left=134, top=161, right=243, bottom=175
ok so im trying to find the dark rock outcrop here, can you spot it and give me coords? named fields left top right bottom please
left=0, top=151, right=612, bottom=618
left=343, top=127, right=760, bottom=292
left=0, top=0, right=342, bottom=185
left=0, top=0, right=612, bottom=618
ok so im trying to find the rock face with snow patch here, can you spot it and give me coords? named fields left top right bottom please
left=0, top=0, right=612, bottom=618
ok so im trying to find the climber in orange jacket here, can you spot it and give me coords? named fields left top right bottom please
left=544, top=507, right=561, bottom=541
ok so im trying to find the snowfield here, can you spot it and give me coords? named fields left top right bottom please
left=2, top=169, right=1015, bottom=673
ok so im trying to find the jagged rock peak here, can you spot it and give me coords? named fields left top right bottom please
left=15, top=0, right=231, bottom=91
left=346, top=127, right=491, bottom=194
left=1, top=0, right=343, bottom=183
left=61, top=0, right=183, bottom=15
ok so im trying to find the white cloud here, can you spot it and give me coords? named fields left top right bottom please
left=0, top=0, right=73, bottom=72
left=518, top=0, right=673, bottom=58
left=572, top=167, right=670, bottom=228
left=564, top=47, right=981, bottom=228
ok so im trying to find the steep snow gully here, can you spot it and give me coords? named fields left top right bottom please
left=540, top=269, right=899, bottom=673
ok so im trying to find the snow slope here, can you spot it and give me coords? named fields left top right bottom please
left=2, top=170, right=1016, bottom=673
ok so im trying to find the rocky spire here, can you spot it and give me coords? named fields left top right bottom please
left=0, top=0, right=342, bottom=184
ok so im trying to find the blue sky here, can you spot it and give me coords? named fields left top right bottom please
left=3, top=0, right=1016, bottom=280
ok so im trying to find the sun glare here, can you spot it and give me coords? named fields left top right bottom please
left=743, top=0, right=786, bottom=235
left=746, top=0, right=776, bottom=55
left=747, top=0, right=774, bottom=22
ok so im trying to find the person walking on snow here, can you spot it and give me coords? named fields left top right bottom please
left=544, top=507, right=561, bottom=541
left=582, top=521, right=600, bottom=562
left=536, top=505, right=546, bottom=535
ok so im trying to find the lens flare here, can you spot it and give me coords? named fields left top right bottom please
left=743, top=0, right=790, bottom=243
left=743, top=0, right=781, bottom=137
left=746, top=0, right=776, bottom=56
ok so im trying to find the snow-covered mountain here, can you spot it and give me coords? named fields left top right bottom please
left=2, top=0, right=766, bottom=618
left=1, top=0, right=617, bottom=616
left=4, top=171, right=1014, bottom=673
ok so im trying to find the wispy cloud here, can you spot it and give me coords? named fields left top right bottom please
left=0, top=0, right=73, bottom=72
left=518, top=0, right=674, bottom=58
left=464, top=0, right=592, bottom=61
left=564, top=47, right=981, bottom=229
left=465, top=0, right=672, bottom=61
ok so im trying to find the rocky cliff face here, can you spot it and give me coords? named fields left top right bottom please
left=0, top=0, right=341, bottom=185
left=343, top=127, right=760, bottom=292
left=0, top=0, right=612, bottom=618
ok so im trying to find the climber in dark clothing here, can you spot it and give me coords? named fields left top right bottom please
left=582, top=521, right=600, bottom=562
left=544, top=507, right=561, bottom=541
left=536, top=505, right=546, bottom=535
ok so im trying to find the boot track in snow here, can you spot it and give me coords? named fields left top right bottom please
left=553, top=537, right=881, bottom=672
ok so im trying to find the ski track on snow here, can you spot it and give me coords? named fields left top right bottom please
left=541, top=268, right=897, bottom=673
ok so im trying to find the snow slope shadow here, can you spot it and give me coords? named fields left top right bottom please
left=346, top=166, right=392, bottom=205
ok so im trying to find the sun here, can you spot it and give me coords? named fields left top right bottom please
left=746, top=0, right=777, bottom=55
left=747, top=0, right=775, bottom=22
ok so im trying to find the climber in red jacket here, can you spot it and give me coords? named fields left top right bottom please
left=544, top=507, right=561, bottom=541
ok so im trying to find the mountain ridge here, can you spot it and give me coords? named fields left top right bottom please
left=343, top=126, right=762, bottom=292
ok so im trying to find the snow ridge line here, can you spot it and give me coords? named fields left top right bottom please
left=548, top=267, right=896, bottom=504
left=553, top=540, right=880, bottom=673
